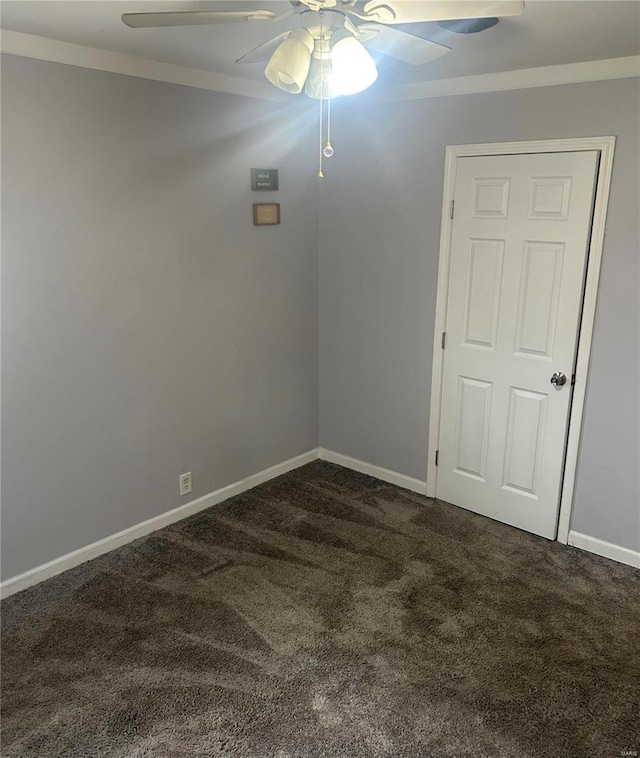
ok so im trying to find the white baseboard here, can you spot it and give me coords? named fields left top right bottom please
left=6, top=452, right=633, bottom=599
left=318, top=448, right=427, bottom=495
left=568, top=531, right=640, bottom=569
left=0, top=448, right=320, bottom=600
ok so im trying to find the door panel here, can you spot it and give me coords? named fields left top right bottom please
left=463, top=239, right=504, bottom=349
left=514, top=241, right=564, bottom=359
left=501, top=386, right=547, bottom=497
left=453, top=376, right=492, bottom=481
left=436, top=151, right=598, bottom=538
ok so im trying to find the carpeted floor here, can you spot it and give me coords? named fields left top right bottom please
left=1, top=461, right=639, bottom=757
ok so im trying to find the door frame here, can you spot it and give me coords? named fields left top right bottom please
left=426, top=136, right=616, bottom=544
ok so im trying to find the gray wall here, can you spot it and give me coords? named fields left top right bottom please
left=319, top=78, right=640, bottom=551
left=1, top=55, right=319, bottom=578
left=2, top=56, right=638, bottom=579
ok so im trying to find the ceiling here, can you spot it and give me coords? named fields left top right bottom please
left=1, top=1, right=639, bottom=88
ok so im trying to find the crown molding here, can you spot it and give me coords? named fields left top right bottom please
left=2, top=30, right=638, bottom=105
left=0, top=30, right=288, bottom=103
left=369, top=55, right=640, bottom=102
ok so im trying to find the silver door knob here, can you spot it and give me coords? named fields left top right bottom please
left=550, top=371, right=567, bottom=387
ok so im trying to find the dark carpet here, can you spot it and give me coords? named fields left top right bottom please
left=1, top=461, right=639, bottom=757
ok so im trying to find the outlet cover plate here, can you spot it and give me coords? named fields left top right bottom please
left=179, top=472, right=192, bottom=497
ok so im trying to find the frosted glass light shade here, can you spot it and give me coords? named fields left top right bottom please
left=304, top=52, right=336, bottom=100
left=330, top=33, right=378, bottom=96
left=265, top=29, right=314, bottom=94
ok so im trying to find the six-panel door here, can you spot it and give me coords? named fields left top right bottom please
left=436, top=151, right=599, bottom=538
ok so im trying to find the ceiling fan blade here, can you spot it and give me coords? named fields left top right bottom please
left=360, top=1, right=524, bottom=24
left=122, top=10, right=278, bottom=29
left=236, top=32, right=290, bottom=64
left=357, top=23, right=450, bottom=65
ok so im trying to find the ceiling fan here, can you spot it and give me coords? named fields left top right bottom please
left=122, top=1, right=525, bottom=99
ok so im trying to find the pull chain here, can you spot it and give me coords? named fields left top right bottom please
left=318, top=85, right=324, bottom=178
left=323, top=56, right=334, bottom=159
left=318, top=12, right=325, bottom=178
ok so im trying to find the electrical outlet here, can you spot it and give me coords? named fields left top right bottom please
left=179, top=472, right=192, bottom=497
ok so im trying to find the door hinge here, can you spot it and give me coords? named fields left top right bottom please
left=435, top=450, right=439, bottom=466
left=449, top=199, right=455, bottom=220
left=441, top=331, right=446, bottom=349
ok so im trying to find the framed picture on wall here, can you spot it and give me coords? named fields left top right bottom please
left=253, top=203, right=281, bottom=226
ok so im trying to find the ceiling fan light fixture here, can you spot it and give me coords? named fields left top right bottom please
left=265, top=28, right=314, bottom=94
left=330, top=31, right=378, bottom=96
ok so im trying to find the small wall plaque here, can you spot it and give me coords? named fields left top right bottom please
left=253, top=203, right=281, bottom=226
left=251, top=168, right=279, bottom=191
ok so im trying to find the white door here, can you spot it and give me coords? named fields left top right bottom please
left=436, top=151, right=599, bottom=539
